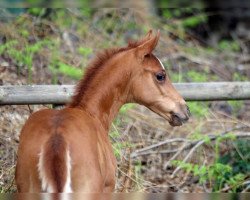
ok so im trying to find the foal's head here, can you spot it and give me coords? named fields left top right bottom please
left=127, top=30, right=190, bottom=126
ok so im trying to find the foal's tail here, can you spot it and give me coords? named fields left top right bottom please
left=38, top=133, right=71, bottom=193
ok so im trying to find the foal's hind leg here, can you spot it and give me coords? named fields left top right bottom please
left=16, top=155, right=41, bottom=192
left=15, top=160, right=30, bottom=192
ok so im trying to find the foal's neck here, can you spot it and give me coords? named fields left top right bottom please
left=70, top=53, right=132, bottom=131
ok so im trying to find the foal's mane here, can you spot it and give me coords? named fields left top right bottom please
left=69, top=36, right=147, bottom=108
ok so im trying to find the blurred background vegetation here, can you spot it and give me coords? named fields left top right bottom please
left=0, top=1, right=250, bottom=193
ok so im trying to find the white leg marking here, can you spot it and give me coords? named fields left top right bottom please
left=156, top=56, right=165, bottom=70
left=38, top=148, right=54, bottom=192
left=63, top=150, right=72, bottom=193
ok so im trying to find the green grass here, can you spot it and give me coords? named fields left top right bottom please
left=187, top=102, right=209, bottom=118
left=0, top=39, right=53, bottom=83
left=181, top=14, right=207, bottom=28
left=49, top=61, right=83, bottom=81
left=187, top=70, right=208, bottom=82
left=227, top=100, right=244, bottom=116
left=218, top=40, right=240, bottom=52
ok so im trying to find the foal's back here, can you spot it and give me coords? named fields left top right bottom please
left=16, top=108, right=116, bottom=192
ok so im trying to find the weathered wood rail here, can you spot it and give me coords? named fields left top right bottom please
left=0, top=82, right=250, bottom=105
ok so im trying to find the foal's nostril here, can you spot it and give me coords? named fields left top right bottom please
left=173, top=113, right=185, bottom=122
left=170, top=104, right=190, bottom=126
left=171, top=113, right=182, bottom=125
left=172, top=113, right=180, bottom=120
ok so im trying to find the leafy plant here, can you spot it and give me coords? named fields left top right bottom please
left=49, top=61, right=83, bottom=81
left=109, top=123, right=133, bottom=159
left=187, top=102, right=209, bottom=118
left=188, top=129, right=211, bottom=144
left=187, top=70, right=208, bottom=82
left=0, top=39, right=53, bottom=83
left=219, top=139, right=250, bottom=176
left=232, top=72, right=248, bottom=81
left=227, top=100, right=243, bottom=116
left=134, top=160, right=144, bottom=190
left=214, top=133, right=236, bottom=162
left=27, top=8, right=46, bottom=16
left=181, top=14, right=207, bottom=28
left=172, top=160, right=245, bottom=192
left=120, top=103, right=134, bottom=114
left=218, top=40, right=240, bottom=52
left=78, top=47, right=93, bottom=57
left=173, top=133, right=247, bottom=192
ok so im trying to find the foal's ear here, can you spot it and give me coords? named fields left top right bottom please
left=144, top=30, right=153, bottom=40
left=136, top=30, right=160, bottom=60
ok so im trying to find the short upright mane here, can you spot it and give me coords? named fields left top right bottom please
left=69, top=36, right=148, bottom=108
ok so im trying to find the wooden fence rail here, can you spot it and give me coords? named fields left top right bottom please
left=0, top=82, right=250, bottom=105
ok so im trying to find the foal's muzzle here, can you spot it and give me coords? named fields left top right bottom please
left=170, top=105, right=190, bottom=126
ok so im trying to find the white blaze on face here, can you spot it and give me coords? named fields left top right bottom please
left=156, top=57, right=165, bottom=70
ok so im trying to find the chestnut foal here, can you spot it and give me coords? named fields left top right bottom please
left=15, top=30, right=190, bottom=193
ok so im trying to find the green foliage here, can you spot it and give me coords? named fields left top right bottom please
left=109, top=104, right=135, bottom=160
left=218, top=40, right=240, bottom=52
left=0, top=40, right=18, bottom=55
left=27, top=8, right=46, bottom=16
left=161, top=9, right=172, bottom=19
left=215, top=133, right=236, bottom=162
left=219, top=139, right=250, bottom=176
left=173, top=133, right=247, bottom=192
left=189, top=130, right=211, bottom=145
left=227, top=100, right=243, bottom=115
left=169, top=72, right=184, bottom=83
left=187, top=70, right=208, bottom=82
left=0, top=38, right=85, bottom=83
left=172, top=160, right=245, bottom=192
left=19, top=29, right=29, bottom=38
left=156, top=0, right=204, bottom=7
left=109, top=123, right=133, bottom=159
left=78, top=47, right=93, bottom=57
left=25, top=0, right=90, bottom=7
left=187, top=102, right=209, bottom=118
left=49, top=61, right=83, bottom=80
left=78, top=8, right=92, bottom=18
left=134, top=160, right=143, bottom=189
left=109, top=126, right=122, bottom=159
left=169, top=69, right=218, bottom=83
left=120, top=103, right=134, bottom=114
left=181, top=14, right=207, bottom=28
left=232, top=72, right=248, bottom=81
left=0, top=40, right=53, bottom=83
left=160, top=8, right=207, bottom=29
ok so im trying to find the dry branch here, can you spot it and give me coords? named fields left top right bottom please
left=132, top=125, right=248, bottom=154
left=130, top=126, right=250, bottom=173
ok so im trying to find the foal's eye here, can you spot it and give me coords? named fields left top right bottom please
left=155, top=72, right=166, bottom=82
